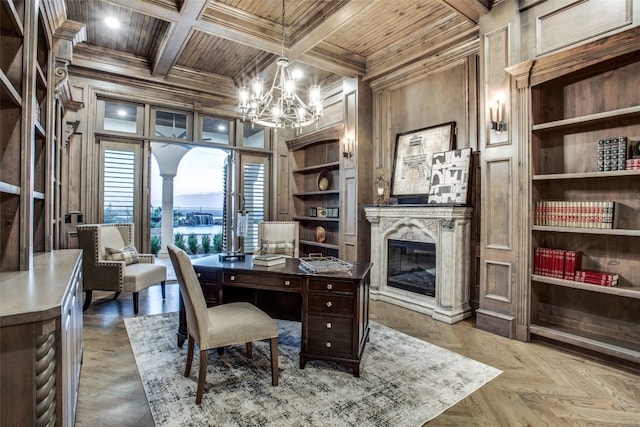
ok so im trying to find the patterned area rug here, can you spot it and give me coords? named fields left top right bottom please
left=125, top=312, right=501, bottom=427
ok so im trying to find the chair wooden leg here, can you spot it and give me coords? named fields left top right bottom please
left=246, top=342, right=253, bottom=359
left=132, top=292, right=139, bottom=314
left=113, top=291, right=121, bottom=299
left=196, top=349, right=208, bottom=405
left=82, top=290, right=92, bottom=311
left=270, top=337, right=279, bottom=386
left=185, top=334, right=194, bottom=377
left=161, top=281, right=166, bottom=299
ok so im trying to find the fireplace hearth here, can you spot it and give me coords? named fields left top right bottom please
left=364, top=205, right=472, bottom=324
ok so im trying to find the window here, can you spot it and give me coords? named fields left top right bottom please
left=97, top=100, right=142, bottom=134
left=201, top=116, right=231, bottom=144
left=242, top=122, right=266, bottom=149
left=239, top=154, right=269, bottom=251
left=153, top=109, right=190, bottom=140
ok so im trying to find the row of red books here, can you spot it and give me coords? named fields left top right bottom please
left=574, top=270, right=619, bottom=287
left=534, top=248, right=582, bottom=280
left=534, top=247, right=619, bottom=286
left=626, top=158, right=640, bottom=170
left=533, top=200, right=617, bottom=229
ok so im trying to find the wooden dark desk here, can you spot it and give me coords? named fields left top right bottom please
left=177, top=255, right=371, bottom=377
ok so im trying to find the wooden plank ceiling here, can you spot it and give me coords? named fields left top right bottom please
left=65, top=0, right=488, bottom=95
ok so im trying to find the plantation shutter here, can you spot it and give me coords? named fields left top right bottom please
left=103, top=149, right=136, bottom=224
left=241, top=159, right=266, bottom=252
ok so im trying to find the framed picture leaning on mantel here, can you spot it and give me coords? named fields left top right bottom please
left=390, top=122, right=456, bottom=203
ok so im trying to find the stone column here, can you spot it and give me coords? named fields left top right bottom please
left=159, top=175, right=175, bottom=258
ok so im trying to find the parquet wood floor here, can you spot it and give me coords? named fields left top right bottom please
left=76, top=283, right=640, bottom=426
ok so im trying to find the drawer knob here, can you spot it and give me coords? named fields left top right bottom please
left=284, top=280, right=290, bottom=286
left=326, top=322, right=332, bottom=329
left=230, top=275, right=235, bottom=281
left=326, top=301, right=332, bottom=308
left=325, top=341, right=332, bottom=348
left=326, top=283, right=332, bottom=290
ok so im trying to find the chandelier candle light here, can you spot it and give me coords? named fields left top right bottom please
left=239, top=0, right=323, bottom=129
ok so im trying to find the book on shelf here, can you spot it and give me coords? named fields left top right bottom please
left=534, top=247, right=583, bottom=281
left=626, top=158, right=640, bottom=170
left=574, top=270, right=618, bottom=287
left=597, top=137, right=627, bottom=171
left=534, top=200, right=618, bottom=229
left=253, top=254, right=287, bottom=266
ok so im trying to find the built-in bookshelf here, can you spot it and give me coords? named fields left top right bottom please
left=525, top=30, right=640, bottom=367
left=288, top=127, right=342, bottom=258
left=0, top=0, right=51, bottom=270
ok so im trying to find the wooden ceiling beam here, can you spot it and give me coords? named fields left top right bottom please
left=440, top=0, right=490, bottom=24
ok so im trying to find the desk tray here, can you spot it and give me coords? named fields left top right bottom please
left=299, top=256, right=353, bottom=273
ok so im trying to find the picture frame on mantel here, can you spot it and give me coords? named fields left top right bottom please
left=390, top=122, right=455, bottom=204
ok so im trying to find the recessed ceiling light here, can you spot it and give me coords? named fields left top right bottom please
left=105, top=17, right=120, bottom=29
left=217, top=125, right=226, bottom=131
left=117, top=109, right=127, bottom=116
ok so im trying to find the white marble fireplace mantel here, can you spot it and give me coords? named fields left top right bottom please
left=364, top=205, right=473, bottom=324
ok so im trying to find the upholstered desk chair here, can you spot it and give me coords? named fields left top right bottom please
left=253, top=221, right=299, bottom=257
left=77, top=223, right=166, bottom=314
left=167, top=244, right=279, bottom=404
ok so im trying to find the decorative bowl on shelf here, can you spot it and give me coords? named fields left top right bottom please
left=316, top=169, right=331, bottom=191
left=315, top=226, right=326, bottom=243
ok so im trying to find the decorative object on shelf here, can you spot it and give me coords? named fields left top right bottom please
left=317, top=207, right=328, bottom=218
left=237, top=0, right=322, bottom=129
left=427, top=148, right=472, bottom=204
left=316, top=169, right=331, bottom=191
left=299, top=255, right=353, bottom=273
left=391, top=122, right=455, bottom=202
left=315, top=226, right=326, bottom=243
left=219, top=192, right=249, bottom=261
left=309, top=207, right=317, bottom=217
left=326, top=207, right=339, bottom=218
left=489, top=97, right=506, bottom=133
left=630, top=138, right=640, bottom=159
left=375, top=175, right=389, bottom=206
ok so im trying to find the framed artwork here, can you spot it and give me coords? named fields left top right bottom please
left=390, top=122, right=455, bottom=200
left=427, top=148, right=472, bottom=204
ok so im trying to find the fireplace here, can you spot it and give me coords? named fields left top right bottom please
left=364, top=205, right=472, bottom=323
left=387, top=239, right=436, bottom=297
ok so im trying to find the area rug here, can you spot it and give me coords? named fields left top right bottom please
left=125, top=312, right=501, bottom=427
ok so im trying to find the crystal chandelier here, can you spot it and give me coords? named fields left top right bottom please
left=238, top=0, right=323, bottom=129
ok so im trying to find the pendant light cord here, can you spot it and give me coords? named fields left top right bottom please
left=281, top=0, right=285, bottom=57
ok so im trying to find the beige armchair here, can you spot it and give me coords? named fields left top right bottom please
left=167, top=244, right=279, bottom=404
left=77, top=223, right=166, bottom=314
left=253, top=221, right=299, bottom=258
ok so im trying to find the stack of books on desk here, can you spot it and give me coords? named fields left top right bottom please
left=253, top=254, right=286, bottom=267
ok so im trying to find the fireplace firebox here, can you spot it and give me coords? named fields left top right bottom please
left=387, top=239, right=436, bottom=297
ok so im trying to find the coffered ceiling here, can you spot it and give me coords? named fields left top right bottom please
left=65, top=0, right=489, bottom=99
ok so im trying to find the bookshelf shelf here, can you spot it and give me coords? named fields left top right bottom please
left=532, top=275, right=640, bottom=299
left=292, top=161, right=340, bottom=174
left=532, top=105, right=640, bottom=132
left=529, top=323, right=640, bottom=364
left=532, top=226, right=640, bottom=236
left=292, top=216, right=340, bottom=222
left=533, top=170, right=640, bottom=180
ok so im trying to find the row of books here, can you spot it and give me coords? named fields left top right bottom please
left=533, top=247, right=619, bottom=286
left=626, top=158, right=640, bottom=170
left=534, top=248, right=582, bottom=280
left=597, top=137, right=627, bottom=171
left=533, top=200, right=617, bottom=228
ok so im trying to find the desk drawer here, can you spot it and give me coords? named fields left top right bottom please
left=307, top=293, right=353, bottom=314
left=222, top=271, right=301, bottom=291
left=308, top=279, right=353, bottom=294
left=195, top=269, right=218, bottom=284
left=307, top=315, right=353, bottom=355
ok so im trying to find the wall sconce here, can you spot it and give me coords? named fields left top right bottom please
left=375, top=175, right=389, bottom=206
left=489, top=98, right=507, bottom=133
left=342, top=137, right=353, bottom=159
